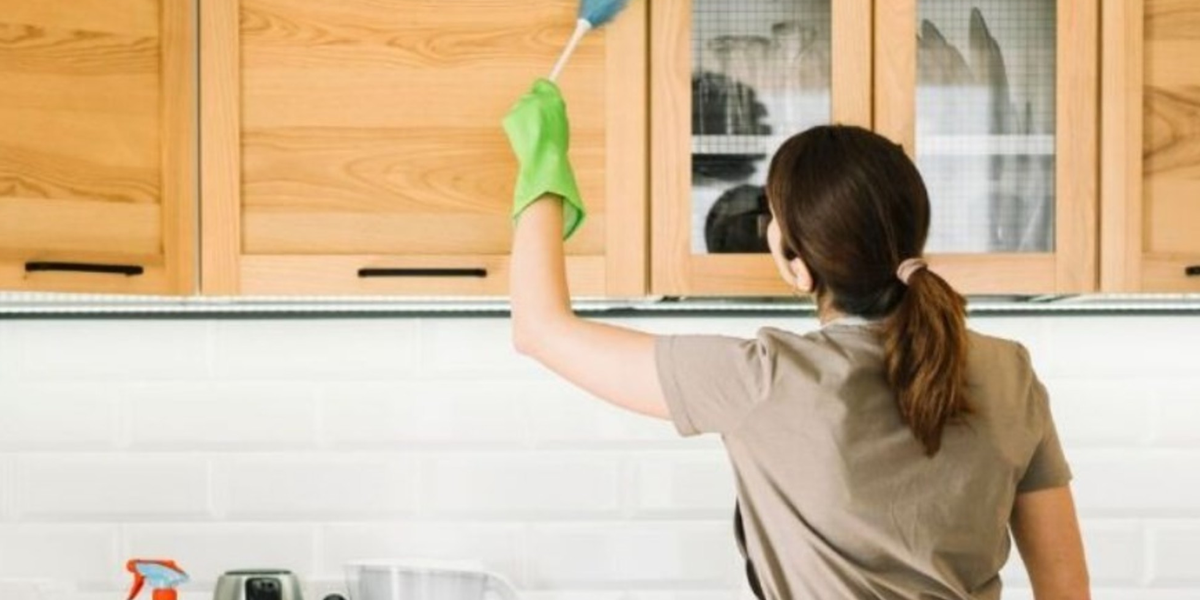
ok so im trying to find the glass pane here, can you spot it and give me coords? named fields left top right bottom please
left=691, top=0, right=832, bottom=255
left=916, top=0, right=1057, bottom=253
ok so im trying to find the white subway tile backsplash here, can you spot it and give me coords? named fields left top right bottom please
left=1154, top=382, right=1200, bottom=446
left=528, top=522, right=741, bottom=587
left=13, top=456, right=209, bottom=519
left=126, top=383, right=319, bottom=449
left=1043, top=379, right=1153, bottom=446
left=320, top=381, right=529, bottom=447
left=5, top=320, right=209, bottom=381
left=1041, top=317, right=1200, bottom=378
left=1070, top=450, right=1200, bottom=516
left=423, top=453, right=621, bottom=517
left=521, top=593, right=625, bottom=600
left=211, top=319, right=420, bottom=380
left=526, top=383, right=700, bottom=449
left=628, top=592, right=758, bottom=600
left=0, top=385, right=119, bottom=450
left=1080, top=520, right=1148, bottom=585
left=123, top=523, right=317, bottom=586
left=319, top=523, right=524, bottom=583
left=216, top=454, right=419, bottom=519
left=0, top=524, right=118, bottom=585
left=1149, top=521, right=1200, bottom=584
left=633, top=453, right=736, bottom=517
left=0, top=315, right=1198, bottom=597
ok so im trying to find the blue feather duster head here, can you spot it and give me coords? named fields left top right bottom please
left=579, top=0, right=631, bottom=28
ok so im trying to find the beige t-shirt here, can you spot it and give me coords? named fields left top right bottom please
left=655, top=319, right=1072, bottom=600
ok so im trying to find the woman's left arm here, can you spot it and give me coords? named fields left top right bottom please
left=510, top=196, right=669, bottom=420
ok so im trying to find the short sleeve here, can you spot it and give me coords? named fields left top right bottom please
left=654, top=333, right=773, bottom=436
left=1016, top=346, right=1073, bottom=493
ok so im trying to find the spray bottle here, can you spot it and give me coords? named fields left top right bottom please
left=126, top=559, right=189, bottom=600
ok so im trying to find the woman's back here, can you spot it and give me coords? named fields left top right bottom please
left=656, top=320, right=1071, bottom=598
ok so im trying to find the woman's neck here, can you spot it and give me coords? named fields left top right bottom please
left=815, top=294, right=845, bottom=325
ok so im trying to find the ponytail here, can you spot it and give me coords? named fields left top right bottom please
left=881, top=267, right=971, bottom=456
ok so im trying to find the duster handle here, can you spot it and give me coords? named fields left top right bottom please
left=549, top=20, right=592, bottom=82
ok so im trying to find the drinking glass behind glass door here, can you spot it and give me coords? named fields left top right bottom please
left=691, top=0, right=832, bottom=255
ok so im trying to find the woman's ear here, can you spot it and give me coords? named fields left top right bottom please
left=767, top=217, right=813, bottom=292
left=788, top=256, right=813, bottom=293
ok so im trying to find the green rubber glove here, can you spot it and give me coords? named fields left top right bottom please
left=502, top=78, right=585, bottom=239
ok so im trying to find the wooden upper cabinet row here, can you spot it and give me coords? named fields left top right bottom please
left=1, top=0, right=1196, bottom=298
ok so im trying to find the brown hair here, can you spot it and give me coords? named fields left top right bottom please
left=766, top=125, right=970, bottom=456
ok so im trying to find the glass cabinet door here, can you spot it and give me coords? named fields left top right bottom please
left=691, top=0, right=831, bottom=255
left=653, top=0, right=872, bottom=295
left=876, top=0, right=1097, bottom=294
left=915, top=1, right=1056, bottom=254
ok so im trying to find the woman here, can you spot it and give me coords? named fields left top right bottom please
left=503, top=80, right=1089, bottom=599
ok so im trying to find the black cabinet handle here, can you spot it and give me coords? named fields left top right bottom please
left=358, top=267, right=488, bottom=278
left=1186, top=265, right=1200, bottom=277
left=25, top=261, right=144, bottom=276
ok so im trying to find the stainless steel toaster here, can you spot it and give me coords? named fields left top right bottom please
left=214, top=570, right=305, bottom=600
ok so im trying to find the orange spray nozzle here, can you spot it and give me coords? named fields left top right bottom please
left=126, top=559, right=188, bottom=600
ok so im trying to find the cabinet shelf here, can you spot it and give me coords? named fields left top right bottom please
left=691, top=134, right=1055, bottom=158
left=917, top=135, right=1056, bottom=157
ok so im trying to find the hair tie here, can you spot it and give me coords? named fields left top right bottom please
left=897, top=258, right=927, bottom=285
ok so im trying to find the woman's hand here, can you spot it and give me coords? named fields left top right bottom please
left=503, top=78, right=586, bottom=239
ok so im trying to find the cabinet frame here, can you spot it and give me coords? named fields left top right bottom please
left=875, top=0, right=1100, bottom=295
left=200, top=0, right=648, bottom=297
left=651, top=0, right=874, bottom=296
left=0, top=0, right=196, bottom=295
left=1100, top=0, right=1200, bottom=293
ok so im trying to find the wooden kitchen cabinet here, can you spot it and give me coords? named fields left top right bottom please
left=652, top=0, right=873, bottom=296
left=652, top=0, right=1100, bottom=297
left=1101, top=0, right=1200, bottom=293
left=875, top=0, right=1099, bottom=295
left=201, top=0, right=647, bottom=296
left=0, top=0, right=196, bottom=294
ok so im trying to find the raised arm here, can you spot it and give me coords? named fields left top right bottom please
left=504, top=81, right=668, bottom=420
left=1010, top=485, right=1090, bottom=600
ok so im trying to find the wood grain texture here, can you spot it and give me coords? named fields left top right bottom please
left=874, top=0, right=916, bottom=154
left=243, top=212, right=606, bottom=256
left=0, top=22, right=157, bottom=75
left=832, top=0, right=873, bottom=128
left=241, top=128, right=607, bottom=215
left=241, top=255, right=608, bottom=297
left=929, top=254, right=1058, bottom=295
left=161, top=0, right=197, bottom=294
left=1100, top=0, right=1144, bottom=292
left=207, top=0, right=645, bottom=296
left=0, top=0, right=194, bottom=294
left=649, top=0, right=691, bottom=295
left=1101, top=0, right=1200, bottom=292
left=200, top=0, right=243, bottom=295
left=1054, top=0, right=1099, bottom=293
left=603, top=0, right=648, bottom=297
left=0, top=0, right=159, bottom=37
left=1141, top=0, right=1200, bottom=290
left=0, top=197, right=160, bottom=258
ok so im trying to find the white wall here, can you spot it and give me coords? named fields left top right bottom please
left=0, top=314, right=1197, bottom=600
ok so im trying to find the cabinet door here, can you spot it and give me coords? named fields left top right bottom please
left=0, top=0, right=196, bottom=294
left=876, top=0, right=1099, bottom=294
left=1101, top=0, right=1200, bottom=293
left=651, top=0, right=873, bottom=296
left=201, top=0, right=646, bottom=296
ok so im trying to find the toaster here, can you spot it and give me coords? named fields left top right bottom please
left=214, top=570, right=306, bottom=600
